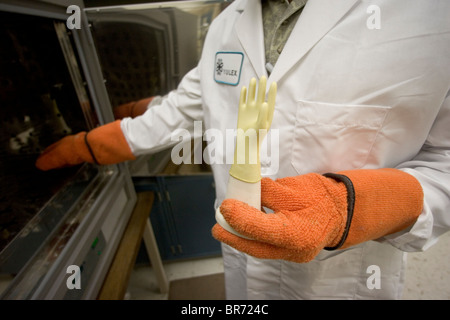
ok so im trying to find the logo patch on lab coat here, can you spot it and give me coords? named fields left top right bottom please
left=214, top=52, right=244, bottom=86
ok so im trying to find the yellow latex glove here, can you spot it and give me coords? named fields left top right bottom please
left=229, top=76, right=277, bottom=183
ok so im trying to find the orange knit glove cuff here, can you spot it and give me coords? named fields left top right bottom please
left=334, top=168, right=423, bottom=249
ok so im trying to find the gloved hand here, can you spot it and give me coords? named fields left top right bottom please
left=35, top=120, right=135, bottom=171
left=113, top=97, right=154, bottom=119
left=229, top=76, right=276, bottom=183
left=212, top=168, right=423, bottom=263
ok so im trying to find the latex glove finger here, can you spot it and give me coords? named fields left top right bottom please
left=247, top=77, right=257, bottom=105
left=254, top=76, right=268, bottom=130
left=255, top=101, right=269, bottom=131
left=266, top=82, right=277, bottom=128
left=238, top=85, right=247, bottom=113
left=256, top=75, right=267, bottom=106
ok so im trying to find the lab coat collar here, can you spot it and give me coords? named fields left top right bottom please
left=269, top=0, right=359, bottom=84
left=235, top=0, right=266, bottom=79
left=235, top=0, right=359, bottom=85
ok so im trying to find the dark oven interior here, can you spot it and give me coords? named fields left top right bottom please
left=0, top=11, right=95, bottom=272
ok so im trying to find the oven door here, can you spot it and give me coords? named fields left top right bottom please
left=84, top=0, right=229, bottom=175
left=0, top=0, right=136, bottom=299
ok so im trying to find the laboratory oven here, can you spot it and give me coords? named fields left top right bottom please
left=0, top=0, right=228, bottom=299
left=0, top=0, right=137, bottom=299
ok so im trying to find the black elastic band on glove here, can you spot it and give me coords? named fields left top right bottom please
left=84, top=133, right=100, bottom=165
left=323, top=173, right=355, bottom=250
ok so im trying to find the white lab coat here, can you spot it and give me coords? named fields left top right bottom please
left=121, top=0, right=450, bottom=299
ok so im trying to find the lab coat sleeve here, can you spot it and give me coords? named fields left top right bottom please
left=120, top=66, right=203, bottom=156
left=382, top=90, right=450, bottom=252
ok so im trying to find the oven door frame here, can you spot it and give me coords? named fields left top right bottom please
left=0, top=0, right=137, bottom=299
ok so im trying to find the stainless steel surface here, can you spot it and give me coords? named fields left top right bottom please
left=0, top=164, right=108, bottom=299
left=54, top=21, right=97, bottom=130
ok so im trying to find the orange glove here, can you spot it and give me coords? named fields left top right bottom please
left=212, top=168, right=423, bottom=263
left=35, top=120, right=135, bottom=171
left=113, top=97, right=154, bottom=119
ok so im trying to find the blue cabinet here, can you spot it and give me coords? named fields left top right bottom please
left=134, top=174, right=221, bottom=262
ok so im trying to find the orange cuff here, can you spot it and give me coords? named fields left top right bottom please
left=326, top=168, right=424, bottom=250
